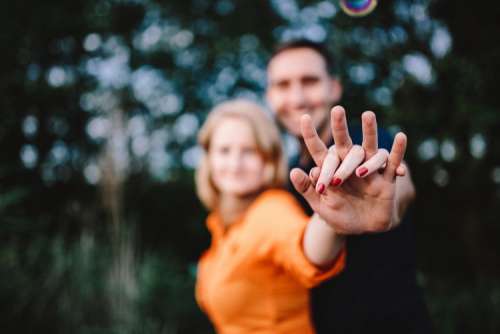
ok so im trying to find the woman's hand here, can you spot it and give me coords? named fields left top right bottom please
left=290, top=106, right=411, bottom=235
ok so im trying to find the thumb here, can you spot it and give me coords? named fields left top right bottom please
left=290, top=168, right=320, bottom=212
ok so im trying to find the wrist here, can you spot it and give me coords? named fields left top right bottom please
left=314, top=215, right=346, bottom=243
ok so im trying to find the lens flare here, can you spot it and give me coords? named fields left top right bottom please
left=339, top=0, right=377, bottom=17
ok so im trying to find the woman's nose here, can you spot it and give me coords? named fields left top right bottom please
left=228, top=152, right=244, bottom=171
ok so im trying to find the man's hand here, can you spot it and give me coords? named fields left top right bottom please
left=290, top=106, right=412, bottom=235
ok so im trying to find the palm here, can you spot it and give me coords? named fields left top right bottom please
left=315, top=174, right=396, bottom=234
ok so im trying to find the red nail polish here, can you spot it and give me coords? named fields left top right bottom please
left=318, top=184, right=325, bottom=194
left=333, top=178, right=342, bottom=186
left=358, top=167, right=368, bottom=177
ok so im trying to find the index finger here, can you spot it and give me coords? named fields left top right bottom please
left=331, top=106, right=353, bottom=158
left=301, top=114, right=328, bottom=166
left=316, top=146, right=340, bottom=193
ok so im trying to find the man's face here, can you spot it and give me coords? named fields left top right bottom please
left=266, top=48, right=342, bottom=137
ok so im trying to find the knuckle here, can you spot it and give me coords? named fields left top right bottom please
left=369, top=220, right=390, bottom=233
left=352, top=145, right=365, bottom=159
left=352, top=144, right=364, bottom=153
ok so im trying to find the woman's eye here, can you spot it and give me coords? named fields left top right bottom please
left=242, top=147, right=257, bottom=155
left=217, top=146, right=230, bottom=154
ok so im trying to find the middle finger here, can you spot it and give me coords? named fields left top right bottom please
left=331, top=105, right=353, bottom=158
left=361, top=111, right=379, bottom=159
left=331, top=145, right=365, bottom=186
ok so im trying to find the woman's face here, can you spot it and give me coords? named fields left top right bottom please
left=209, top=117, right=267, bottom=198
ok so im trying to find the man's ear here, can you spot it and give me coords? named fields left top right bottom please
left=330, top=78, right=343, bottom=103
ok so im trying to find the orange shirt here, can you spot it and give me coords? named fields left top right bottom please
left=195, top=189, right=346, bottom=334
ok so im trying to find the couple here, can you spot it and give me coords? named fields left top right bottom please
left=194, top=40, right=432, bottom=333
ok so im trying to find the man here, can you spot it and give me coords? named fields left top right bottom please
left=266, top=39, right=432, bottom=333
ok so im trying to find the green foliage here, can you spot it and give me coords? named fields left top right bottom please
left=1, top=0, right=500, bottom=333
left=1, top=228, right=212, bottom=333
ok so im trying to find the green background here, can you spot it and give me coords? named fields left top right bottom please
left=1, top=0, right=499, bottom=332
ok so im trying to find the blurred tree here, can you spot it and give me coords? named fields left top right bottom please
left=1, top=0, right=499, bottom=333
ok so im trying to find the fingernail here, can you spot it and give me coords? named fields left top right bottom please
left=358, top=167, right=368, bottom=177
left=332, top=178, right=342, bottom=186
left=317, top=183, right=325, bottom=194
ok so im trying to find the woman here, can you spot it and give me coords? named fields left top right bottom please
left=194, top=99, right=348, bottom=334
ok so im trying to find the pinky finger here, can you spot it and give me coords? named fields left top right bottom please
left=384, top=132, right=407, bottom=181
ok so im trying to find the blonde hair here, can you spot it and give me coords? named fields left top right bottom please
left=195, top=99, right=288, bottom=210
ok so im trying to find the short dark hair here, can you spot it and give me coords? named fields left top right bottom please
left=269, top=39, right=335, bottom=74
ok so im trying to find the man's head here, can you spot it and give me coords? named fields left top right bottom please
left=266, top=39, right=343, bottom=137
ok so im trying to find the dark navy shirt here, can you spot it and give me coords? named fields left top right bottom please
left=288, top=125, right=433, bottom=334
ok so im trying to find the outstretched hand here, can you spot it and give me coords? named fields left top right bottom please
left=290, top=106, right=409, bottom=235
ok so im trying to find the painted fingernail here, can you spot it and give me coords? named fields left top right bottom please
left=317, top=183, right=325, bottom=194
left=332, top=178, right=342, bottom=186
left=358, top=167, right=368, bottom=177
